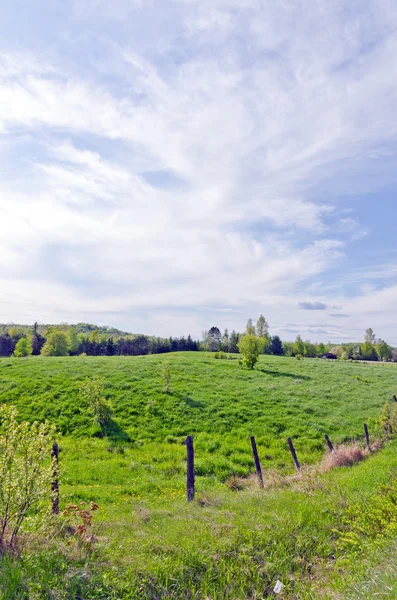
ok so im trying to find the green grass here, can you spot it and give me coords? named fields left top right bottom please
left=1, top=353, right=397, bottom=598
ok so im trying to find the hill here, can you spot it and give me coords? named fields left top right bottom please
left=1, top=353, right=397, bottom=598
left=0, top=322, right=131, bottom=337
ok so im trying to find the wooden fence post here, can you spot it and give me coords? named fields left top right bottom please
left=364, top=423, right=371, bottom=451
left=287, top=437, right=301, bottom=471
left=250, top=436, right=264, bottom=488
left=51, top=442, right=60, bottom=514
left=185, top=436, right=195, bottom=502
left=324, top=434, right=334, bottom=453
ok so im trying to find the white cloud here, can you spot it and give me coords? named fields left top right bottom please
left=0, top=0, right=397, bottom=341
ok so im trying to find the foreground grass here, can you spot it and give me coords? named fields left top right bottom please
left=1, top=353, right=397, bottom=598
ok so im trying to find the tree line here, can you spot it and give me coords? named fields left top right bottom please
left=0, top=320, right=394, bottom=361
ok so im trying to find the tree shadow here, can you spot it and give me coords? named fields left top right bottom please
left=259, top=368, right=311, bottom=381
left=172, top=393, right=204, bottom=409
left=95, top=418, right=131, bottom=441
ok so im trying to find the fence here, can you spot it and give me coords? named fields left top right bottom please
left=51, top=421, right=375, bottom=511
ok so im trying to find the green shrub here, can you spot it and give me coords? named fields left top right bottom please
left=80, top=377, right=112, bottom=432
left=0, top=404, right=56, bottom=549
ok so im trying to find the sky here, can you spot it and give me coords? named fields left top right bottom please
left=1, top=0, right=397, bottom=343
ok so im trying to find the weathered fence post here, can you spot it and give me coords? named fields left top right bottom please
left=287, top=437, right=301, bottom=471
left=324, top=434, right=334, bottom=453
left=250, top=436, right=264, bottom=488
left=51, top=441, right=60, bottom=514
left=364, top=423, right=371, bottom=451
left=185, top=435, right=195, bottom=502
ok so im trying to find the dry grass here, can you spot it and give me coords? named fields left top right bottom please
left=322, top=444, right=368, bottom=470
left=224, top=474, right=258, bottom=491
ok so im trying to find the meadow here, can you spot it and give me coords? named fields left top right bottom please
left=1, top=353, right=397, bottom=599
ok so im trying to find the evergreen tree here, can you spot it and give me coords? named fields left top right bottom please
left=271, top=335, right=284, bottom=355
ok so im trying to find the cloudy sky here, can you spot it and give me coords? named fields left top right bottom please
left=1, top=0, right=397, bottom=342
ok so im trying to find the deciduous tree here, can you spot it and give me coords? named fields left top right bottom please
left=41, top=330, right=70, bottom=356
left=237, top=334, right=264, bottom=369
left=13, top=337, right=32, bottom=357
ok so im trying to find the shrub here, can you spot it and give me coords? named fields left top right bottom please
left=80, top=377, right=112, bottom=431
left=295, top=354, right=303, bottom=360
left=379, top=402, right=397, bottom=436
left=0, top=405, right=56, bottom=549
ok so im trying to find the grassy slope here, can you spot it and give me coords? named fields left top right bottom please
left=1, top=353, right=397, bottom=598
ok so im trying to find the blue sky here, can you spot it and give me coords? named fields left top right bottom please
left=1, top=0, right=397, bottom=343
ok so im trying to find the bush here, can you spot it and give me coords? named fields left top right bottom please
left=0, top=405, right=56, bottom=549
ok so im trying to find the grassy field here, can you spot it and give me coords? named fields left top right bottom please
left=1, top=353, right=397, bottom=599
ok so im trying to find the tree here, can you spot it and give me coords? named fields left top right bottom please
left=229, top=330, right=239, bottom=353
left=317, top=343, right=326, bottom=356
left=283, top=341, right=294, bottom=356
left=256, top=315, right=269, bottom=338
left=365, top=328, right=376, bottom=344
left=31, top=322, right=45, bottom=356
left=68, top=328, right=80, bottom=355
left=271, top=335, right=284, bottom=355
left=361, top=341, right=378, bottom=361
left=106, top=337, right=115, bottom=356
left=262, top=337, right=272, bottom=354
left=41, top=331, right=70, bottom=356
left=293, top=335, right=305, bottom=356
left=0, top=334, right=14, bottom=357
left=206, top=327, right=221, bottom=352
left=13, top=337, right=32, bottom=357
left=0, top=405, right=56, bottom=548
left=245, top=318, right=256, bottom=335
left=303, top=341, right=317, bottom=358
left=376, top=340, right=392, bottom=361
left=237, top=334, right=264, bottom=369
left=221, top=329, right=229, bottom=352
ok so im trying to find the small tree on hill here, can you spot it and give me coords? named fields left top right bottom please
left=161, top=361, right=171, bottom=393
left=80, top=377, right=112, bottom=432
left=13, top=337, right=32, bottom=357
left=41, top=331, right=70, bottom=356
left=238, top=334, right=264, bottom=369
